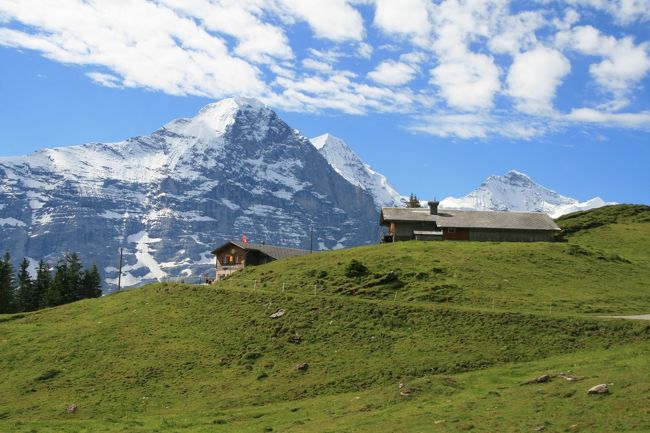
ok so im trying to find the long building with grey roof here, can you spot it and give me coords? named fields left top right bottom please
left=380, top=201, right=561, bottom=242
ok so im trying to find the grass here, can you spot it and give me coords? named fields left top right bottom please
left=1, top=204, right=649, bottom=432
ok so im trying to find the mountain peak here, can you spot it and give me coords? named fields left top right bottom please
left=199, top=97, right=268, bottom=115
left=164, top=97, right=273, bottom=141
left=442, top=170, right=613, bottom=218
left=311, top=133, right=342, bottom=150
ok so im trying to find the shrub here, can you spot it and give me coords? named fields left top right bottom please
left=345, top=260, right=369, bottom=278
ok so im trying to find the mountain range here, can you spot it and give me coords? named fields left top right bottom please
left=0, top=98, right=610, bottom=289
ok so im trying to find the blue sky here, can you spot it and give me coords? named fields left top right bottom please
left=0, top=0, right=649, bottom=204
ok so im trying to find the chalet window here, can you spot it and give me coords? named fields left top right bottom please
left=448, top=228, right=456, bottom=233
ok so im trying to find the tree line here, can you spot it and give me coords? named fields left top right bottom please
left=0, top=252, right=101, bottom=314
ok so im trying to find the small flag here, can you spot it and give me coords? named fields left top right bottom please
left=241, top=234, right=248, bottom=244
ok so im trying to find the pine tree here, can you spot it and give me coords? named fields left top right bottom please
left=67, top=252, right=84, bottom=301
left=34, top=260, right=51, bottom=309
left=406, top=193, right=421, bottom=208
left=0, top=252, right=16, bottom=313
left=16, top=258, right=35, bottom=312
left=44, top=258, right=66, bottom=308
left=81, top=264, right=102, bottom=299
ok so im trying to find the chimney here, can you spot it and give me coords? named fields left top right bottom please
left=427, top=199, right=439, bottom=215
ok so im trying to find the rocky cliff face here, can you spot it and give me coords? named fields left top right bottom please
left=0, top=98, right=378, bottom=289
left=310, top=133, right=403, bottom=208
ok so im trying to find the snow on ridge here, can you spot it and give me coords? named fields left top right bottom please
left=0, top=217, right=26, bottom=227
left=310, top=133, right=402, bottom=207
left=441, top=170, right=613, bottom=218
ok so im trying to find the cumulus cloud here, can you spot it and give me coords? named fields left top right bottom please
left=507, top=46, right=571, bottom=114
left=0, top=0, right=267, bottom=97
left=0, top=0, right=648, bottom=139
left=279, top=0, right=364, bottom=41
left=557, top=25, right=650, bottom=97
left=564, top=0, right=650, bottom=24
left=368, top=61, right=417, bottom=86
left=431, top=53, right=501, bottom=111
left=373, top=0, right=431, bottom=38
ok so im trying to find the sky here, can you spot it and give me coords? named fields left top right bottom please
left=0, top=0, right=649, bottom=204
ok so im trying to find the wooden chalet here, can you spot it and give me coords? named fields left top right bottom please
left=211, top=241, right=310, bottom=280
left=380, top=200, right=561, bottom=242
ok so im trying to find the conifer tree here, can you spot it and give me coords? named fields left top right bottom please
left=16, top=258, right=35, bottom=312
left=81, top=264, right=102, bottom=299
left=406, top=193, right=421, bottom=208
left=44, top=258, right=67, bottom=308
left=34, top=260, right=51, bottom=309
left=65, top=252, right=84, bottom=302
left=0, top=252, right=16, bottom=313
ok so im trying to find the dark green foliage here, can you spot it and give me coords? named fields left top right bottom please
left=34, top=260, right=51, bottom=309
left=406, top=193, right=421, bottom=208
left=345, top=259, right=369, bottom=278
left=16, top=258, right=35, bottom=312
left=82, top=264, right=102, bottom=299
left=0, top=253, right=15, bottom=314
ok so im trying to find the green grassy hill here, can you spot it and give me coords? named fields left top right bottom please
left=1, top=204, right=649, bottom=432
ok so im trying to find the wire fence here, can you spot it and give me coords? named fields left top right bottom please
left=172, top=276, right=583, bottom=315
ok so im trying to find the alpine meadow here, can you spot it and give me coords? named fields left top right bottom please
left=1, top=1, right=650, bottom=432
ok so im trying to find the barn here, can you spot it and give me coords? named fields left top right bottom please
left=211, top=241, right=310, bottom=280
left=380, top=200, right=561, bottom=242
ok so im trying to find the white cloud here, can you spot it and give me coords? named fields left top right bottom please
left=0, top=0, right=649, bottom=140
left=86, top=72, right=121, bottom=88
left=278, top=0, right=364, bottom=41
left=557, top=25, right=650, bottom=99
left=567, top=108, right=650, bottom=128
left=409, top=113, right=546, bottom=139
left=302, top=58, right=332, bottom=73
left=0, top=0, right=266, bottom=97
left=507, top=46, right=571, bottom=114
left=368, top=61, right=417, bottom=86
left=430, top=52, right=501, bottom=111
left=160, top=0, right=292, bottom=63
left=565, top=0, right=650, bottom=24
left=488, top=11, right=546, bottom=55
left=373, top=0, right=431, bottom=37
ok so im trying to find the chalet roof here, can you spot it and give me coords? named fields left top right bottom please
left=381, top=208, right=561, bottom=231
left=212, top=241, right=311, bottom=260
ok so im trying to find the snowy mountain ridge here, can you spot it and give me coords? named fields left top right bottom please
left=310, top=133, right=402, bottom=207
left=441, top=170, right=613, bottom=218
left=0, top=98, right=379, bottom=290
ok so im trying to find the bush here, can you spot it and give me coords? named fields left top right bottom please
left=345, top=260, right=369, bottom=278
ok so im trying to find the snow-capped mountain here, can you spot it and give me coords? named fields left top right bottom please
left=0, top=98, right=378, bottom=290
left=441, top=170, right=612, bottom=218
left=310, top=133, right=402, bottom=207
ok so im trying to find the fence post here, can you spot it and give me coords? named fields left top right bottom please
left=282, top=282, right=285, bottom=293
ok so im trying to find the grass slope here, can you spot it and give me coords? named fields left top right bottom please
left=1, top=205, right=649, bottom=432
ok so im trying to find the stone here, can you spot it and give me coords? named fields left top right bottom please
left=523, top=374, right=551, bottom=385
left=587, top=384, right=609, bottom=394
left=269, top=309, right=286, bottom=319
left=295, top=362, right=309, bottom=371
left=66, top=404, right=77, bottom=414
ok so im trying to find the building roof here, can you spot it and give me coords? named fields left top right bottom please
left=212, top=241, right=311, bottom=260
left=381, top=207, right=561, bottom=231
